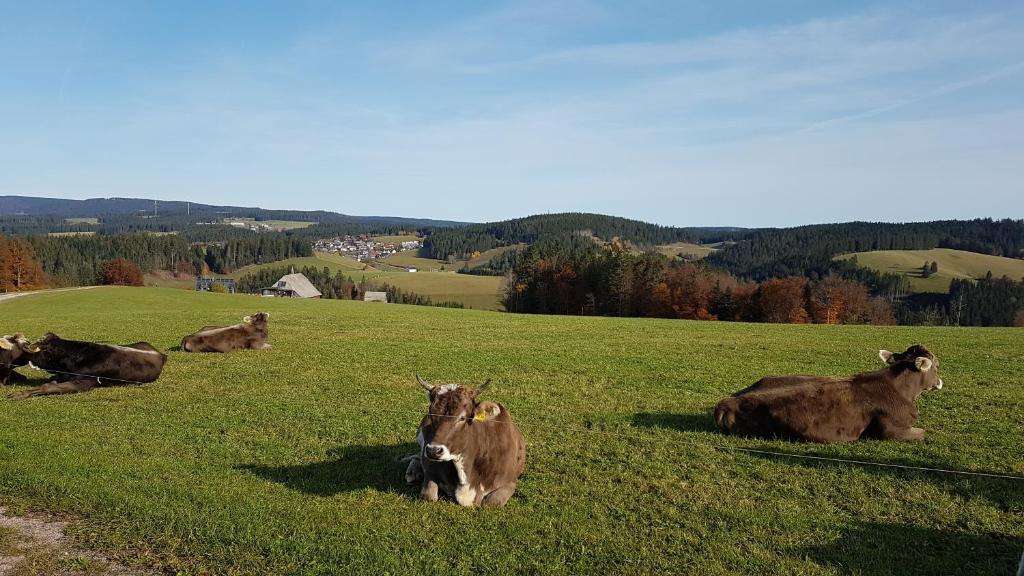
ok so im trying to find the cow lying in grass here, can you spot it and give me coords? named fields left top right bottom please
left=181, top=312, right=271, bottom=353
left=0, top=334, right=36, bottom=385
left=715, top=345, right=944, bottom=443
left=406, top=375, right=526, bottom=507
left=8, top=333, right=167, bottom=399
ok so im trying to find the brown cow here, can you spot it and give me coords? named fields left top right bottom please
left=715, top=345, right=944, bottom=443
left=0, top=334, right=36, bottom=385
left=8, top=333, right=167, bottom=399
left=410, top=375, right=526, bottom=507
left=731, top=349, right=900, bottom=397
left=181, top=312, right=271, bottom=353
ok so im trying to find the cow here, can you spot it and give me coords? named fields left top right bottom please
left=8, top=333, right=167, bottom=399
left=180, top=312, right=271, bottom=353
left=714, top=345, right=944, bottom=443
left=730, top=350, right=896, bottom=397
left=410, top=375, right=526, bottom=507
left=0, top=334, right=36, bottom=385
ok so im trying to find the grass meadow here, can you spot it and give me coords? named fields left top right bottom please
left=837, top=248, right=1024, bottom=293
left=0, top=287, right=1021, bottom=575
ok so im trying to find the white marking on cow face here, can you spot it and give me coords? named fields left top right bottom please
left=426, top=383, right=461, bottom=401
left=424, top=443, right=453, bottom=462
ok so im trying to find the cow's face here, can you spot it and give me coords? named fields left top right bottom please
left=416, top=376, right=500, bottom=462
left=243, top=312, right=270, bottom=328
left=880, top=345, right=943, bottom=392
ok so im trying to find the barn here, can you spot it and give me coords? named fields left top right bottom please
left=363, top=291, right=388, bottom=303
left=261, top=272, right=322, bottom=298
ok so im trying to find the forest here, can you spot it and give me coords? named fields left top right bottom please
left=503, top=240, right=1024, bottom=327
left=422, top=213, right=736, bottom=260
left=707, top=219, right=1024, bottom=280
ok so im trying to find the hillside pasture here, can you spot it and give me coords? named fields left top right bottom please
left=63, top=218, right=99, bottom=225
left=371, top=234, right=420, bottom=245
left=837, top=248, right=1024, bottom=293
left=351, top=270, right=503, bottom=309
left=656, top=242, right=717, bottom=260
left=0, top=288, right=1021, bottom=575
left=378, top=251, right=447, bottom=271
left=228, top=253, right=368, bottom=280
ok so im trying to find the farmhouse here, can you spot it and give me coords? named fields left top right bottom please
left=261, top=272, right=322, bottom=298
left=364, top=291, right=388, bottom=303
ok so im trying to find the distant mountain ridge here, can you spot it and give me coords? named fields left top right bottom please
left=0, top=195, right=464, bottom=227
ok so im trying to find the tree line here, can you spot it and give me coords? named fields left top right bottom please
left=422, top=213, right=731, bottom=261
left=503, top=242, right=901, bottom=324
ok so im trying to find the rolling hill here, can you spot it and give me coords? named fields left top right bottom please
left=836, top=248, right=1024, bottom=293
left=0, top=287, right=1020, bottom=575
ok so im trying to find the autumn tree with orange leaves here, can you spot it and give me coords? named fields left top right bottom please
left=0, top=235, right=47, bottom=292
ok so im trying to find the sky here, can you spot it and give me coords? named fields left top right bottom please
left=1, top=1, right=1023, bottom=227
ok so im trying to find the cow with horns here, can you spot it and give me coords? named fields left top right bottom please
left=8, top=333, right=167, bottom=399
left=406, top=375, right=526, bottom=507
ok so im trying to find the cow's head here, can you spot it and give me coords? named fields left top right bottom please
left=415, top=375, right=500, bottom=462
left=879, top=344, right=943, bottom=393
left=242, top=312, right=270, bottom=328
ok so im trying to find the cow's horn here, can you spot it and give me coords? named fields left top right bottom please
left=415, top=374, right=432, bottom=390
left=476, top=378, right=492, bottom=395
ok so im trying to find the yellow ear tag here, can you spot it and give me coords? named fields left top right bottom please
left=33, top=347, right=41, bottom=352
left=473, top=412, right=487, bottom=422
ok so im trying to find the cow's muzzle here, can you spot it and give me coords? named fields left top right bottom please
left=424, top=443, right=452, bottom=462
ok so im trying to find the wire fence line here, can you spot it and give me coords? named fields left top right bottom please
left=6, top=360, right=1022, bottom=482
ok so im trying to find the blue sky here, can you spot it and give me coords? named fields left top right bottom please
left=1, top=1, right=1022, bottom=226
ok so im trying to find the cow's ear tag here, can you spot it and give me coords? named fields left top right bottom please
left=473, top=412, right=487, bottom=421
left=33, top=347, right=41, bottom=352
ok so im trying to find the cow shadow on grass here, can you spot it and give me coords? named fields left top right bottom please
left=631, top=411, right=717, bottom=433
left=237, top=441, right=419, bottom=497
left=737, top=449, right=1023, bottom=511
left=796, top=520, right=1023, bottom=575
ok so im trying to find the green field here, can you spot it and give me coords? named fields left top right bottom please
left=222, top=218, right=315, bottom=230
left=225, top=253, right=503, bottom=310
left=229, top=253, right=368, bottom=280
left=0, top=288, right=1021, bottom=575
left=378, top=251, right=447, bottom=271
left=349, top=270, right=503, bottom=310
left=371, top=234, right=420, bottom=245
left=837, top=248, right=1024, bottom=293
left=656, top=242, right=717, bottom=259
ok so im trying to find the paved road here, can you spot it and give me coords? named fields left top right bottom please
left=0, top=286, right=98, bottom=303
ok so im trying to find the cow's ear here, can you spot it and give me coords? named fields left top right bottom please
left=0, top=338, right=12, bottom=351
left=263, top=312, right=270, bottom=319
left=242, top=315, right=252, bottom=324
left=473, top=401, right=501, bottom=422
left=914, top=357, right=933, bottom=372
left=879, top=350, right=894, bottom=364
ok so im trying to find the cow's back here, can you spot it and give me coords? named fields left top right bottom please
left=717, top=381, right=871, bottom=443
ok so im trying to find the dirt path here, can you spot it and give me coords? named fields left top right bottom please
left=0, top=507, right=153, bottom=575
left=0, top=287, right=99, bottom=304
